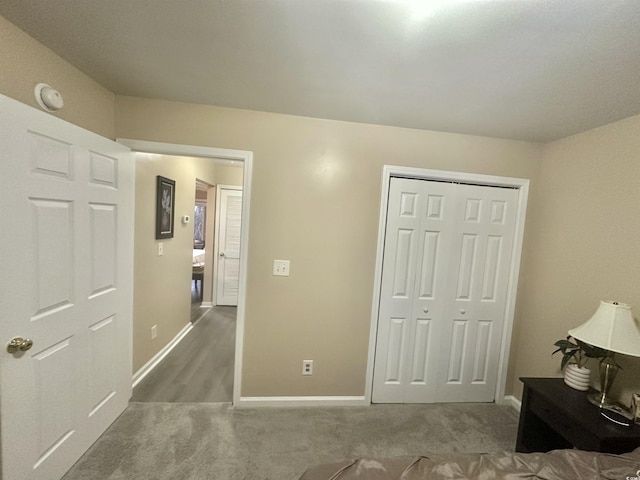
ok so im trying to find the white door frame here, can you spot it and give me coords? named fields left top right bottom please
left=366, top=165, right=529, bottom=405
left=117, top=138, right=252, bottom=407
left=213, top=184, right=243, bottom=306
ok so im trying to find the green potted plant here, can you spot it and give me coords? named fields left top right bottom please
left=552, top=336, right=608, bottom=391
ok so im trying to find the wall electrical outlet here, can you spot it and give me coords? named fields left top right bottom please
left=273, top=259, right=290, bottom=276
left=302, top=360, right=313, bottom=376
left=151, top=325, right=158, bottom=339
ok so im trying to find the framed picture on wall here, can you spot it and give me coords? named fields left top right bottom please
left=156, top=175, right=176, bottom=239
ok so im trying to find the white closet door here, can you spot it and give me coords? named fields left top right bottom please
left=372, top=177, right=456, bottom=403
left=215, top=186, right=242, bottom=306
left=436, top=184, right=518, bottom=402
left=372, top=177, right=518, bottom=403
left=0, top=95, right=134, bottom=480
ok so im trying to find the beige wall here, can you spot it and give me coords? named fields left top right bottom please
left=508, top=113, right=640, bottom=405
left=8, top=14, right=639, bottom=404
left=116, top=96, right=543, bottom=397
left=0, top=15, right=115, bottom=138
left=132, top=154, right=242, bottom=372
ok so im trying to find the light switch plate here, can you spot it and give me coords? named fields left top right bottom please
left=273, top=259, right=290, bottom=276
left=157, top=243, right=164, bottom=256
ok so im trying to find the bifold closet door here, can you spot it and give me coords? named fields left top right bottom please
left=372, top=177, right=457, bottom=403
left=372, top=177, right=518, bottom=403
left=435, top=183, right=518, bottom=402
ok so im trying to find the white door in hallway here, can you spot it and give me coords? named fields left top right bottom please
left=372, top=177, right=518, bottom=403
left=215, top=186, right=242, bottom=306
left=0, top=95, right=135, bottom=480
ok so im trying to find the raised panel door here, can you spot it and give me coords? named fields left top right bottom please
left=436, top=184, right=518, bottom=402
left=0, top=95, right=134, bottom=480
left=373, top=177, right=519, bottom=404
left=373, top=178, right=456, bottom=403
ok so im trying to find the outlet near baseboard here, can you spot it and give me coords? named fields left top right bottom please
left=151, top=325, right=158, bottom=339
left=302, top=360, right=313, bottom=375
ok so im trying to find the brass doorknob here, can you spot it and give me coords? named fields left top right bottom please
left=7, top=337, right=33, bottom=353
left=219, top=252, right=225, bottom=257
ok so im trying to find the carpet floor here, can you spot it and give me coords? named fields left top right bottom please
left=62, top=402, right=519, bottom=480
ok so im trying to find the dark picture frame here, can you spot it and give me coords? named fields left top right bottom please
left=155, top=175, right=176, bottom=239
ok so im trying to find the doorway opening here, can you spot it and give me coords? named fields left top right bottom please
left=121, top=139, right=252, bottom=406
left=191, top=179, right=209, bottom=321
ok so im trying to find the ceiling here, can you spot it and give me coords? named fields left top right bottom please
left=2, top=0, right=640, bottom=143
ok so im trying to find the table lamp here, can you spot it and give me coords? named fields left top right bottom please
left=568, top=300, right=640, bottom=408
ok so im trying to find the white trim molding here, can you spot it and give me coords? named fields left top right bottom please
left=365, top=165, right=530, bottom=405
left=502, top=395, right=522, bottom=412
left=237, top=396, right=368, bottom=408
left=132, top=322, right=193, bottom=388
left=118, top=138, right=252, bottom=407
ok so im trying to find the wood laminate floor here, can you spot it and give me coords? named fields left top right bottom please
left=132, top=301, right=236, bottom=403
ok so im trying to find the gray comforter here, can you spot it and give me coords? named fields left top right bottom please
left=298, top=448, right=640, bottom=479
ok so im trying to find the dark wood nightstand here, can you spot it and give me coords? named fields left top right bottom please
left=516, top=377, right=640, bottom=454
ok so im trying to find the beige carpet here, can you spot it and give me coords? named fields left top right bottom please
left=62, top=402, right=519, bottom=480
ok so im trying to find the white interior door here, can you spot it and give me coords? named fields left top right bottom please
left=372, top=178, right=456, bottom=403
left=215, top=186, right=242, bottom=306
left=372, top=177, right=518, bottom=403
left=435, top=183, right=518, bottom=402
left=0, top=95, right=134, bottom=480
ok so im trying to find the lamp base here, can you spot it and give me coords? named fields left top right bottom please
left=588, top=353, right=619, bottom=409
left=587, top=391, right=616, bottom=408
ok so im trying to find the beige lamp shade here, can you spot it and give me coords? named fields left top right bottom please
left=569, top=301, right=640, bottom=357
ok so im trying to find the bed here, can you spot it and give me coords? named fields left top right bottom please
left=298, top=447, right=640, bottom=479
left=192, top=248, right=206, bottom=265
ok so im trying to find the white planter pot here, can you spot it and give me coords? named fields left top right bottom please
left=564, top=364, right=591, bottom=391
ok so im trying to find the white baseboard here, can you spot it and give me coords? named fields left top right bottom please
left=237, top=396, right=368, bottom=408
left=502, top=395, right=522, bottom=412
left=200, top=301, right=213, bottom=308
left=132, top=322, right=193, bottom=388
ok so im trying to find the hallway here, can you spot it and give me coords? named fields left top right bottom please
left=131, top=304, right=236, bottom=403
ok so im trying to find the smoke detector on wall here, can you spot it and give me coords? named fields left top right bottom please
left=34, top=83, right=64, bottom=112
